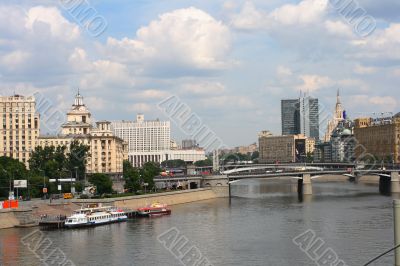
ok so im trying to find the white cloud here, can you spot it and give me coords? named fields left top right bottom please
left=25, top=6, right=80, bottom=41
left=130, top=89, right=170, bottom=100
left=391, top=69, right=400, bottom=76
left=324, top=20, right=353, bottom=38
left=180, top=81, right=226, bottom=96
left=232, top=0, right=328, bottom=30
left=354, top=64, right=377, bottom=75
left=352, top=95, right=398, bottom=111
left=276, top=65, right=293, bottom=77
left=200, top=95, right=254, bottom=109
left=231, top=2, right=267, bottom=30
left=270, top=0, right=327, bottom=25
left=369, top=96, right=397, bottom=107
left=297, top=74, right=332, bottom=92
left=1, top=50, right=31, bottom=70
left=223, top=1, right=238, bottom=10
left=337, top=78, right=370, bottom=92
left=79, top=60, right=135, bottom=90
left=351, top=23, right=400, bottom=60
left=85, top=97, right=107, bottom=111
left=104, top=7, right=232, bottom=73
left=126, top=103, right=152, bottom=113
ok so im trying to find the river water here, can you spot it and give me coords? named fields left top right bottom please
left=0, top=180, right=396, bottom=266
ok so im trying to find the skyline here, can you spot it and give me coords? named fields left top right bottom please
left=0, top=0, right=399, bottom=147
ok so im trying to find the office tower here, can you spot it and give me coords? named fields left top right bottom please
left=281, top=95, right=319, bottom=140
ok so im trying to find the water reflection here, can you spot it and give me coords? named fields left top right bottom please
left=0, top=179, right=395, bottom=266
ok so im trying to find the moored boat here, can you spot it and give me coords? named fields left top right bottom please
left=65, top=204, right=128, bottom=228
left=137, top=202, right=171, bottom=217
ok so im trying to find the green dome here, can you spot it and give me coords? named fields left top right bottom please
left=342, top=129, right=352, bottom=136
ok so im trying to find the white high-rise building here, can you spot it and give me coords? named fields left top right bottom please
left=112, top=114, right=206, bottom=167
left=112, top=114, right=171, bottom=153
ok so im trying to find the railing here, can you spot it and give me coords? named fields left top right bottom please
left=363, top=244, right=400, bottom=266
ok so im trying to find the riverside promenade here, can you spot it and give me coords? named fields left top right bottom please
left=0, top=187, right=227, bottom=229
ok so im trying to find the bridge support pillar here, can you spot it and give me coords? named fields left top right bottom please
left=302, top=174, right=312, bottom=195
left=392, top=172, right=400, bottom=194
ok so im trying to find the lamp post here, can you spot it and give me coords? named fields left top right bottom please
left=74, top=166, right=78, bottom=181
left=39, top=169, right=46, bottom=198
left=70, top=170, right=73, bottom=194
left=14, top=169, right=19, bottom=200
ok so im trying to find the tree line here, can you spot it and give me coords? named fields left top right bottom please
left=0, top=140, right=89, bottom=199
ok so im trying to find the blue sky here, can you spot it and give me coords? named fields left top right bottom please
left=0, top=0, right=399, bottom=148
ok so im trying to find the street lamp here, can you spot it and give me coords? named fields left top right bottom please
left=74, top=166, right=78, bottom=181
left=38, top=169, right=46, bottom=197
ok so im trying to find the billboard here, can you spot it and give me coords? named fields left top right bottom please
left=13, top=180, right=27, bottom=188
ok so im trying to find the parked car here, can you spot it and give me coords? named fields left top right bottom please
left=63, top=193, right=74, bottom=199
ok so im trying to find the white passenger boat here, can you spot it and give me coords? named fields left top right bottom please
left=65, top=204, right=128, bottom=228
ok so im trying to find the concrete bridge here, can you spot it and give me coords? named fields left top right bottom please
left=154, top=168, right=400, bottom=197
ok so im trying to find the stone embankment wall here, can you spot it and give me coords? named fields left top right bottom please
left=73, top=188, right=228, bottom=209
left=0, top=209, right=37, bottom=229
left=0, top=188, right=229, bottom=229
left=0, top=209, right=21, bottom=229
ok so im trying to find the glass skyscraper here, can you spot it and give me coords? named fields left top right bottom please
left=281, top=96, right=319, bottom=140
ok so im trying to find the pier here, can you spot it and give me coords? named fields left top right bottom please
left=39, top=216, right=67, bottom=229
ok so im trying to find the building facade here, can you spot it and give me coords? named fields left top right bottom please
left=258, top=133, right=314, bottom=163
left=354, top=114, right=400, bottom=163
left=281, top=95, right=319, bottom=140
left=0, top=95, right=40, bottom=167
left=315, top=119, right=355, bottom=163
left=127, top=149, right=206, bottom=168
left=112, top=115, right=205, bottom=167
left=323, top=90, right=344, bottom=142
left=111, top=114, right=170, bottom=153
left=182, top=139, right=197, bottom=149
left=281, top=99, right=299, bottom=136
left=39, top=93, right=128, bottom=175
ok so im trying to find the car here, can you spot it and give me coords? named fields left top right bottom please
left=63, top=193, right=74, bottom=199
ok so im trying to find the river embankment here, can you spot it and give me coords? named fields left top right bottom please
left=0, top=188, right=227, bottom=229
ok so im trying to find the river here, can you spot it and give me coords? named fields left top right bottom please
left=0, top=180, right=396, bottom=266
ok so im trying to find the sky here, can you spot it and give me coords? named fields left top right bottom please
left=0, top=0, right=399, bottom=148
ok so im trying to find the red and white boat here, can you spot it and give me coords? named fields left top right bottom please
left=137, top=202, right=171, bottom=217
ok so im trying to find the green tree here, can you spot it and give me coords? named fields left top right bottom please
left=161, top=159, right=186, bottom=168
left=89, top=173, right=113, bottom=195
left=27, top=174, right=50, bottom=198
left=67, top=140, right=90, bottom=180
left=123, top=160, right=141, bottom=193
left=29, top=146, right=67, bottom=178
left=0, top=157, right=28, bottom=198
left=251, top=151, right=260, bottom=161
left=194, top=158, right=212, bottom=167
left=306, top=152, right=314, bottom=163
left=141, top=162, right=160, bottom=190
left=222, top=153, right=250, bottom=164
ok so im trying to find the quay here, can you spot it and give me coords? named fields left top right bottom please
left=39, top=216, right=67, bottom=229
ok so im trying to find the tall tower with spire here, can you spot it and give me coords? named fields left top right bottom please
left=323, top=89, right=344, bottom=142
left=335, top=89, right=343, bottom=121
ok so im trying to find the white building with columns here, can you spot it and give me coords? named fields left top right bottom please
left=112, top=114, right=206, bottom=167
